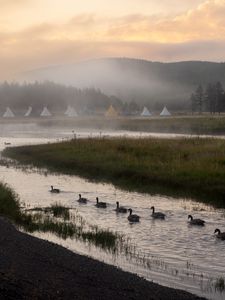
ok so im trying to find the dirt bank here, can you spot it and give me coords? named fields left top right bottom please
left=0, top=217, right=205, bottom=300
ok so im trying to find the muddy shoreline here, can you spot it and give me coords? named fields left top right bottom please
left=0, top=217, right=206, bottom=300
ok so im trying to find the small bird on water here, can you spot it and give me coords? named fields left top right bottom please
left=50, top=185, right=60, bottom=193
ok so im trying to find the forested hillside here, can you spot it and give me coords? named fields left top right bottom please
left=21, top=58, right=225, bottom=111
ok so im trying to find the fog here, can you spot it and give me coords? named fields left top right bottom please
left=14, top=58, right=225, bottom=112
left=20, top=58, right=203, bottom=111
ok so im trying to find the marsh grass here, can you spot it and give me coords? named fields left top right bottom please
left=4, top=137, right=225, bottom=207
left=37, top=115, right=225, bottom=135
left=50, top=203, right=70, bottom=220
left=0, top=181, right=129, bottom=252
left=214, top=277, right=225, bottom=292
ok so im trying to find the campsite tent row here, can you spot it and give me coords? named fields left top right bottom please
left=2, top=106, right=52, bottom=117
left=104, top=105, right=171, bottom=117
left=1, top=105, right=171, bottom=118
left=140, top=106, right=171, bottom=117
left=1, top=106, right=79, bottom=118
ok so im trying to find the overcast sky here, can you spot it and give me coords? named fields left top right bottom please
left=1, top=0, right=225, bottom=79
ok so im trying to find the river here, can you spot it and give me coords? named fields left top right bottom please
left=0, top=122, right=225, bottom=300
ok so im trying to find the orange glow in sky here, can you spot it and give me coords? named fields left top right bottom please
left=0, top=0, right=225, bottom=79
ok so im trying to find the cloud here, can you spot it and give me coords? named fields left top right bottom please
left=1, top=0, right=225, bottom=79
left=0, top=0, right=30, bottom=9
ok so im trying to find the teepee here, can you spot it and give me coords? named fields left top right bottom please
left=141, top=107, right=152, bottom=117
left=64, top=105, right=71, bottom=116
left=3, top=107, right=15, bottom=118
left=160, top=106, right=171, bottom=116
left=105, top=105, right=118, bottom=117
left=24, top=106, right=32, bottom=117
left=65, top=106, right=78, bottom=117
left=40, top=106, right=52, bottom=117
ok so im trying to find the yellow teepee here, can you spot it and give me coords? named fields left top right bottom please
left=105, top=105, right=118, bottom=117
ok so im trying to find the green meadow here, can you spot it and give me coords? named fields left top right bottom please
left=4, top=137, right=225, bottom=207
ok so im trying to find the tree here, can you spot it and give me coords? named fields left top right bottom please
left=215, top=81, right=224, bottom=113
left=194, top=85, right=204, bottom=114
left=204, top=83, right=215, bottom=114
left=190, top=93, right=196, bottom=114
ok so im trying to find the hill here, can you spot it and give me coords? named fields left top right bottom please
left=21, top=58, right=225, bottom=110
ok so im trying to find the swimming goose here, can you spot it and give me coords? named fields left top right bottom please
left=50, top=185, right=60, bottom=193
left=151, top=206, right=165, bottom=219
left=95, top=197, right=107, bottom=208
left=188, top=215, right=205, bottom=226
left=77, top=194, right=87, bottom=204
left=127, top=209, right=140, bottom=222
left=214, top=229, right=225, bottom=240
left=115, top=201, right=127, bottom=213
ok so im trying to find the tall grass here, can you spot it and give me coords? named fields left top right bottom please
left=4, top=137, right=225, bottom=207
left=38, top=115, right=225, bottom=135
left=0, top=183, right=128, bottom=253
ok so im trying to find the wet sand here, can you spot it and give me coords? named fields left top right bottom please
left=0, top=217, right=206, bottom=300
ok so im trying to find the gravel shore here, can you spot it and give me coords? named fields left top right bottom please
left=0, top=217, right=205, bottom=300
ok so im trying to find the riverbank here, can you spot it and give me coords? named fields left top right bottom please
left=4, top=137, right=225, bottom=207
left=0, top=216, right=205, bottom=300
left=36, top=115, right=225, bottom=135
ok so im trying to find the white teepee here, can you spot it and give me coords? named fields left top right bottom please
left=64, top=105, right=71, bottom=116
left=141, top=107, right=152, bottom=117
left=24, top=106, right=32, bottom=117
left=40, top=106, right=52, bottom=117
left=65, top=106, right=78, bottom=117
left=67, top=107, right=78, bottom=117
left=3, top=107, right=15, bottom=118
left=160, top=106, right=171, bottom=116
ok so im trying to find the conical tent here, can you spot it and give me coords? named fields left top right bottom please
left=40, top=107, right=52, bottom=117
left=160, top=106, right=171, bottom=116
left=64, top=105, right=71, bottom=115
left=67, top=107, right=78, bottom=117
left=141, top=107, right=152, bottom=117
left=105, top=105, right=118, bottom=117
left=24, top=106, right=32, bottom=117
left=65, top=106, right=78, bottom=117
left=3, top=107, right=15, bottom=118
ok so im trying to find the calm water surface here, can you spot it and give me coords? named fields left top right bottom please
left=0, top=124, right=225, bottom=300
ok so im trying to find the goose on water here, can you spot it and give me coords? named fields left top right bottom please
left=188, top=215, right=205, bottom=226
left=127, top=209, right=140, bottom=222
left=95, top=197, right=107, bottom=208
left=150, top=206, right=165, bottom=219
left=77, top=194, right=87, bottom=204
left=50, top=185, right=60, bottom=193
left=214, top=229, right=225, bottom=240
left=115, top=201, right=127, bottom=213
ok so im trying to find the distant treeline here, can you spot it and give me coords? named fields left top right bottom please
left=191, top=82, right=225, bottom=114
left=0, top=81, right=141, bottom=114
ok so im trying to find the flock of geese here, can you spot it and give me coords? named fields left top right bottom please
left=50, top=186, right=225, bottom=241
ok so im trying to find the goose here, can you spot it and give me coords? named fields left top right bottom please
left=151, top=206, right=165, bottom=219
left=50, top=185, right=60, bottom=193
left=115, top=201, right=127, bottom=213
left=95, top=197, right=107, bottom=208
left=77, top=194, right=87, bottom=204
left=188, top=215, right=205, bottom=226
left=214, top=229, right=225, bottom=240
left=127, top=209, right=140, bottom=222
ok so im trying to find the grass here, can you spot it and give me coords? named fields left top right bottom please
left=35, top=114, right=225, bottom=135
left=0, top=182, right=128, bottom=252
left=3, top=137, right=225, bottom=207
left=50, top=203, right=70, bottom=220
left=214, top=277, right=225, bottom=292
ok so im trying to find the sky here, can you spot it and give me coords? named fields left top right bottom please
left=1, top=0, right=225, bottom=79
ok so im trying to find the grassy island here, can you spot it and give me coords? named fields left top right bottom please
left=3, top=137, right=225, bottom=207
